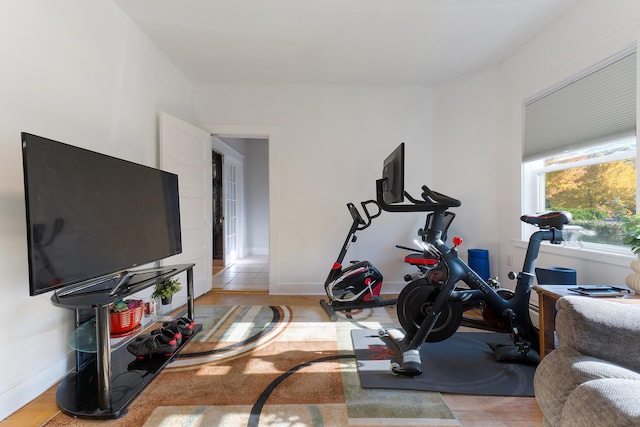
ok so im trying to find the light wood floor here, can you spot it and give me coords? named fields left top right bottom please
left=1, top=291, right=542, bottom=427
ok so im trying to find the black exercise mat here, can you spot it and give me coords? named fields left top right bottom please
left=351, top=329, right=536, bottom=396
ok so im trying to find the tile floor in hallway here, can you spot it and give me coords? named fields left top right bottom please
left=212, top=254, right=269, bottom=292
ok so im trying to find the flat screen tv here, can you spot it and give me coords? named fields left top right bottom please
left=21, top=132, right=182, bottom=296
left=381, top=142, right=405, bottom=204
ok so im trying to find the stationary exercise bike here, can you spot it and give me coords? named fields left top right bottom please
left=320, top=196, right=454, bottom=320
left=319, top=200, right=392, bottom=319
left=374, top=144, right=588, bottom=376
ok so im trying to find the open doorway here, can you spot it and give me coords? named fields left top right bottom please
left=211, top=136, right=270, bottom=292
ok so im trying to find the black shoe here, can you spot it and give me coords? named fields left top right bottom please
left=134, top=325, right=183, bottom=346
left=127, top=333, right=177, bottom=360
left=155, top=326, right=183, bottom=346
left=163, top=317, right=195, bottom=339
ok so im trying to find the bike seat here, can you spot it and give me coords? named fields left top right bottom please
left=404, top=253, right=438, bottom=266
left=520, top=211, right=572, bottom=229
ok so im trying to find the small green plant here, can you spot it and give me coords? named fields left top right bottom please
left=620, top=212, right=640, bottom=255
left=110, top=299, right=142, bottom=313
left=151, top=278, right=182, bottom=299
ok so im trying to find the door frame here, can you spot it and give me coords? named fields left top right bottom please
left=205, top=124, right=279, bottom=292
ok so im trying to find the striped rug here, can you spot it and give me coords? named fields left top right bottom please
left=44, top=304, right=459, bottom=427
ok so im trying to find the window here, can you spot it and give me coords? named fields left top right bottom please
left=522, top=48, right=637, bottom=253
left=523, top=137, right=636, bottom=251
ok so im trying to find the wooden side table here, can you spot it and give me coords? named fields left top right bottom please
left=532, top=284, right=639, bottom=359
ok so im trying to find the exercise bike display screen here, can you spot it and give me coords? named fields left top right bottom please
left=381, top=142, right=405, bottom=204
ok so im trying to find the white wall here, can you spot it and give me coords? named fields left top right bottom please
left=193, top=84, right=435, bottom=294
left=433, top=0, right=640, bottom=289
left=432, top=68, right=502, bottom=274
left=0, top=1, right=193, bottom=419
left=246, top=140, right=270, bottom=255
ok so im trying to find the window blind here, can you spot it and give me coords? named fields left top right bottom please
left=523, top=48, right=636, bottom=161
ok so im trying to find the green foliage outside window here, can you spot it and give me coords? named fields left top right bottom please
left=544, top=157, right=636, bottom=248
left=545, top=159, right=636, bottom=216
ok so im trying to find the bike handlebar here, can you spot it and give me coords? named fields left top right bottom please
left=347, top=203, right=366, bottom=226
left=362, top=200, right=382, bottom=221
left=376, top=179, right=462, bottom=213
left=421, top=185, right=461, bottom=208
left=347, top=200, right=382, bottom=231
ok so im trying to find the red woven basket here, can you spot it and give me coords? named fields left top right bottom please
left=110, top=305, right=143, bottom=335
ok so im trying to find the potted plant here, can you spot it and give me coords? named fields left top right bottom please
left=620, top=212, right=640, bottom=255
left=152, top=278, right=182, bottom=305
left=620, top=212, right=640, bottom=292
left=109, top=299, right=143, bottom=335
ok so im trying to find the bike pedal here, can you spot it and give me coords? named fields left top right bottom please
left=397, top=349, right=423, bottom=376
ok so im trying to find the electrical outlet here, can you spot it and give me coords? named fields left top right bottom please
left=506, top=254, right=513, bottom=266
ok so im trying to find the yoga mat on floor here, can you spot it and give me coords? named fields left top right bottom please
left=351, top=329, right=536, bottom=396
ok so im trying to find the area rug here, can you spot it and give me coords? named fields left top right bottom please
left=352, top=329, right=536, bottom=397
left=44, top=304, right=460, bottom=426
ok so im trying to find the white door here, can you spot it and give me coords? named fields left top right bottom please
left=159, top=112, right=212, bottom=298
left=224, top=159, right=239, bottom=266
left=212, top=136, right=244, bottom=267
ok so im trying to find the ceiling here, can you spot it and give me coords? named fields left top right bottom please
left=113, top=0, right=578, bottom=86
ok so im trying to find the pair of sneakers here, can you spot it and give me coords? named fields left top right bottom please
left=127, top=317, right=195, bottom=360
left=127, top=332, right=177, bottom=360
left=164, top=317, right=195, bottom=341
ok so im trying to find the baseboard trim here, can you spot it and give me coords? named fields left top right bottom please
left=0, top=350, right=72, bottom=420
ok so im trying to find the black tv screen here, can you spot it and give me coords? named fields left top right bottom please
left=381, top=142, right=405, bottom=204
left=21, top=133, right=182, bottom=296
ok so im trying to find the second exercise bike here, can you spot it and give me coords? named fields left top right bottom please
left=320, top=198, right=447, bottom=320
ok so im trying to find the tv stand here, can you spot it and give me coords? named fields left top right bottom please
left=50, top=263, right=199, bottom=419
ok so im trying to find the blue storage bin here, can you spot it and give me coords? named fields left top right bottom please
left=468, top=249, right=490, bottom=281
left=535, top=266, right=576, bottom=285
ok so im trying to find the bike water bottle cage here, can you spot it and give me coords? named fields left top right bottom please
left=520, top=211, right=572, bottom=230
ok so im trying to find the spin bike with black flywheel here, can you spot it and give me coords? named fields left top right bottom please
left=371, top=143, right=590, bottom=376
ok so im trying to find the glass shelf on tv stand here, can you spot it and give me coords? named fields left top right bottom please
left=68, top=296, right=188, bottom=353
